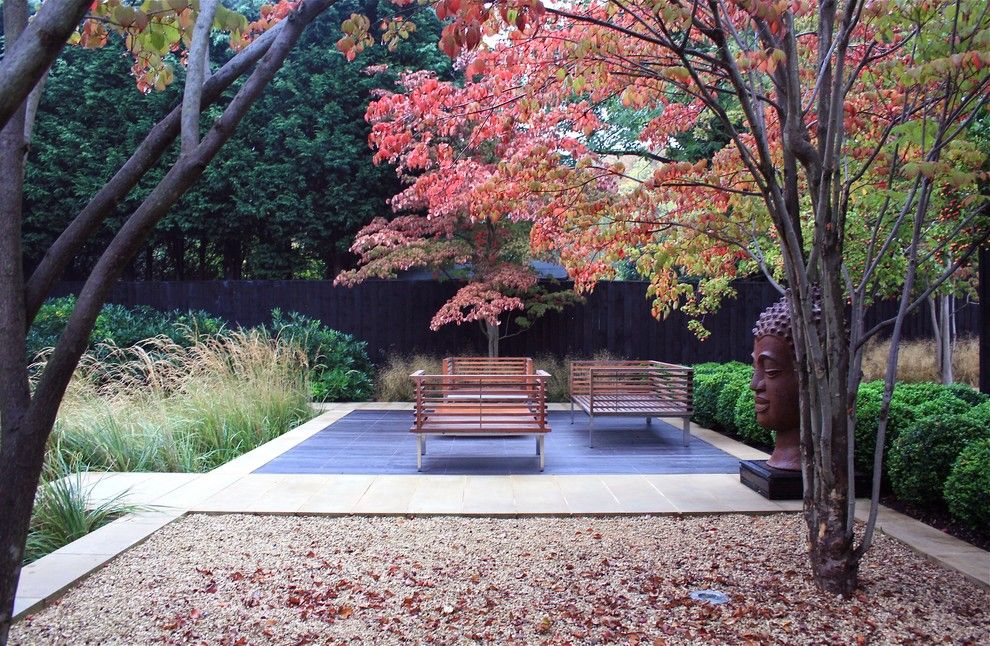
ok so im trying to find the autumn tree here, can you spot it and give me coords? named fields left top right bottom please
left=341, top=0, right=990, bottom=594
left=0, top=0, right=360, bottom=639
left=335, top=70, right=582, bottom=356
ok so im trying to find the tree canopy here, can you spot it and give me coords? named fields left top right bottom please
left=21, top=0, right=451, bottom=281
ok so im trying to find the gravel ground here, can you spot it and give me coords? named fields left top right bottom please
left=12, top=514, right=989, bottom=645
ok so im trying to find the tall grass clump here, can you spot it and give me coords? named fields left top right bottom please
left=47, top=330, right=314, bottom=473
left=374, top=354, right=444, bottom=401
left=25, top=452, right=138, bottom=564
left=861, top=336, right=979, bottom=386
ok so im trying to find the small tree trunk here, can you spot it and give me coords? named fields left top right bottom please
left=939, top=293, right=953, bottom=384
left=0, top=411, right=48, bottom=644
left=486, top=321, right=499, bottom=357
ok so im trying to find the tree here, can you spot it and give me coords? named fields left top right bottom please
left=335, top=70, right=582, bottom=356
left=0, top=0, right=345, bottom=639
left=20, top=0, right=451, bottom=281
left=348, top=0, right=990, bottom=593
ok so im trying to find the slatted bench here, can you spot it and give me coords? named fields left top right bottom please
left=569, top=360, right=693, bottom=447
left=411, top=359, right=550, bottom=471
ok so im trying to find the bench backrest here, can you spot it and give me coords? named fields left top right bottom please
left=443, top=356, right=534, bottom=375
left=410, top=370, right=550, bottom=431
left=570, top=360, right=693, bottom=411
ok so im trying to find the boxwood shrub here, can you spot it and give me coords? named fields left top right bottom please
left=714, top=368, right=753, bottom=435
left=691, top=362, right=747, bottom=429
left=853, top=381, right=917, bottom=481
left=734, top=386, right=772, bottom=446
left=944, top=439, right=990, bottom=533
left=967, top=401, right=990, bottom=426
left=888, top=414, right=989, bottom=508
left=943, top=383, right=989, bottom=407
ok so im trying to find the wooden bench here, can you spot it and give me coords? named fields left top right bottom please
left=411, top=359, right=550, bottom=471
left=569, top=360, right=693, bottom=447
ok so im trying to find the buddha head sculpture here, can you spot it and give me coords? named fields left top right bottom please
left=750, top=293, right=818, bottom=472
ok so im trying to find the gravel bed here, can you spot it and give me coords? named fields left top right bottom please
left=12, top=514, right=989, bottom=644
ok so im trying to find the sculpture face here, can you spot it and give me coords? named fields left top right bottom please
left=751, top=333, right=801, bottom=471
left=751, top=335, right=800, bottom=431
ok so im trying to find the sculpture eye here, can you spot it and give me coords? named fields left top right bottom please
left=765, top=368, right=781, bottom=378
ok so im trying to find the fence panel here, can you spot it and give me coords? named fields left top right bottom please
left=51, top=279, right=980, bottom=364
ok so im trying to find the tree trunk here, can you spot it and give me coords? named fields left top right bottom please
left=486, top=321, right=499, bottom=357
left=0, top=413, right=49, bottom=645
left=939, top=293, right=953, bottom=384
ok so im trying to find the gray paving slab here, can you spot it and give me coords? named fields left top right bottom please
left=254, top=410, right=741, bottom=475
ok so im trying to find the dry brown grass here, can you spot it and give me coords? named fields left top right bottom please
left=861, top=336, right=979, bottom=386
left=374, top=354, right=444, bottom=401
left=374, top=351, right=623, bottom=402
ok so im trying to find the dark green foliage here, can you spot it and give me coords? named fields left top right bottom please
left=691, top=374, right=723, bottom=429
left=852, top=381, right=917, bottom=481
left=890, top=382, right=953, bottom=408
left=267, top=309, right=372, bottom=402
left=734, top=386, right=773, bottom=446
left=27, top=296, right=223, bottom=360
left=888, top=414, right=989, bottom=508
left=690, top=361, right=750, bottom=431
left=23, top=0, right=450, bottom=281
left=967, top=401, right=990, bottom=426
left=942, top=383, right=989, bottom=407
left=715, top=368, right=752, bottom=435
left=911, top=393, right=971, bottom=420
left=944, top=439, right=990, bottom=533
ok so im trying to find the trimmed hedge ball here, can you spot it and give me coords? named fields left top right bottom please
left=944, top=438, right=990, bottom=533
left=853, top=381, right=916, bottom=481
left=714, top=369, right=753, bottom=434
left=888, top=414, right=989, bottom=508
left=734, top=386, right=773, bottom=446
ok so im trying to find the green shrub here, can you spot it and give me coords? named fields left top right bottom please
left=911, top=393, right=971, bottom=420
left=967, top=401, right=990, bottom=426
left=268, top=309, right=373, bottom=402
left=888, top=414, right=989, bottom=508
left=691, top=362, right=749, bottom=429
left=28, top=296, right=224, bottom=361
left=944, top=439, right=990, bottom=533
left=942, top=383, right=989, bottom=407
left=734, top=386, right=773, bottom=446
left=692, top=374, right=723, bottom=428
left=853, top=381, right=916, bottom=481
left=714, top=368, right=753, bottom=434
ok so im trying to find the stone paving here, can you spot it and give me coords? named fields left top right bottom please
left=13, top=403, right=990, bottom=620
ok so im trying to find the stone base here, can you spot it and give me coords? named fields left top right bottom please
left=739, top=460, right=803, bottom=500
left=740, top=460, right=874, bottom=500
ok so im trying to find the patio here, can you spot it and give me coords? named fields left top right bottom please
left=254, top=409, right=740, bottom=475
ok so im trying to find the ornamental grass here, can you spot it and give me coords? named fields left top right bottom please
left=42, top=330, right=314, bottom=473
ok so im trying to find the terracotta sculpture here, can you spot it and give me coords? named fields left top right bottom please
left=750, top=297, right=803, bottom=471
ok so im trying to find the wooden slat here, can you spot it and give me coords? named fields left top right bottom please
left=570, top=360, right=693, bottom=417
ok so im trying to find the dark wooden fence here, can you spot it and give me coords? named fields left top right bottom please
left=52, top=279, right=980, bottom=364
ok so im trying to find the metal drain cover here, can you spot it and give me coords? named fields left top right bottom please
left=689, top=589, right=729, bottom=605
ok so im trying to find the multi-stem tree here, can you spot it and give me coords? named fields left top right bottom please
left=0, top=0, right=373, bottom=638
left=336, top=70, right=582, bottom=356
left=338, top=0, right=990, bottom=594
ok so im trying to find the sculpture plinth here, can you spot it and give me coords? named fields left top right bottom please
left=739, top=460, right=803, bottom=500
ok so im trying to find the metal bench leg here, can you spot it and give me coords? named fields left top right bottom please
left=682, top=418, right=690, bottom=446
left=570, top=400, right=574, bottom=423
left=535, top=436, right=541, bottom=455
left=589, top=415, right=594, bottom=448
left=417, top=436, right=423, bottom=471
left=646, top=416, right=652, bottom=426
left=539, top=436, right=545, bottom=471
left=422, top=436, right=426, bottom=455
